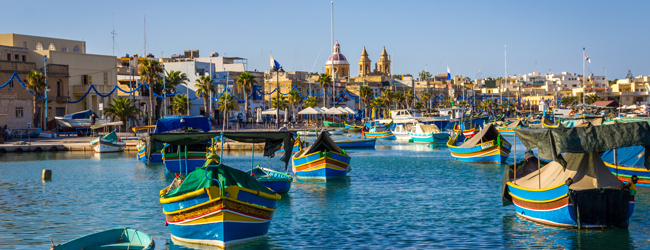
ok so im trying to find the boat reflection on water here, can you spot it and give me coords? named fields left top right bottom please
left=501, top=215, right=635, bottom=250
left=293, top=176, right=351, bottom=199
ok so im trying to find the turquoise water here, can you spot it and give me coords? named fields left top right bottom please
left=1, top=135, right=649, bottom=249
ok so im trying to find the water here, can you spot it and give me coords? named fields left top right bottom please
left=1, top=135, right=649, bottom=249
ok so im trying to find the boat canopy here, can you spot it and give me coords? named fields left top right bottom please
left=295, top=131, right=343, bottom=157
left=163, top=163, right=275, bottom=199
left=150, top=131, right=294, bottom=166
left=460, top=124, right=506, bottom=148
left=415, top=124, right=440, bottom=134
left=515, top=121, right=650, bottom=169
left=602, top=145, right=644, bottom=169
left=154, top=116, right=211, bottom=133
left=506, top=120, right=524, bottom=129
left=102, top=131, right=118, bottom=141
left=62, top=110, right=97, bottom=119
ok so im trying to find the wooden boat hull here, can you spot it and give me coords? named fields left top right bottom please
left=90, top=137, right=126, bottom=153
left=409, top=132, right=450, bottom=144
left=392, top=131, right=411, bottom=140
left=362, top=130, right=396, bottom=140
left=138, top=143, right=163, bottom=162
left=163, top=187, right=278, bottom=248
left=447, top=134, right=511, bottom=164
left=52, top=228, right=154, bottom=250
left=162, top=151, right=206, bottom=172
left=344, top=123, right=362, bottom=132
left=605, top=162, right=650, bottom=186
left=507, top=182, right=635, bottom=228
left=335, top=139, right=376, bottom=149
left=292, top=151, right=351, bottom=180
left=323, top=121, right=345, bottom=127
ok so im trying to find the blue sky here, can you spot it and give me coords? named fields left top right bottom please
left=4, top=0, right=649, bottom=79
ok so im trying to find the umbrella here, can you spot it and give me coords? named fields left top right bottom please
left=284, top=108, right=288, bottom=122
left=336, top=107, right=350, bottom=114
left=262, top=108, right=285, bottom=115
left=344, top=107, right=357, bottom=114
left=324, top=108, right=343, bottom=115
left=298, top=107, right=322, bottom=114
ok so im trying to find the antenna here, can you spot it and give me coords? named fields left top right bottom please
left=111, top=12, right=116, bottom=56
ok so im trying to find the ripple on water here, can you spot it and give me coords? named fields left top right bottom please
left=0, top=137, right=649, bottom=249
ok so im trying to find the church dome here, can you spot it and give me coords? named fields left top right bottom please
left=326, top=42, right=349, bottom=65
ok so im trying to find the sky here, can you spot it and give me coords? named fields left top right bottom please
left=4, top=0, right=649, bottom=80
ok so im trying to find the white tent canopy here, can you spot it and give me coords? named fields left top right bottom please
left=298, top=107, right=322, bottom=115
left=344, top=107, right=357, bottom=114
left=336, top=107, right=349, bottom=114
left=323, top=108, right=343, bottom=115
left=262, top=108, right=285, bottom=115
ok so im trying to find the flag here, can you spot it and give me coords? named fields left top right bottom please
left=270, top=55, right=281, bottom=69
left=583, top=48, right=591, bottom=63
left=447, top=65, right=451, bottom=80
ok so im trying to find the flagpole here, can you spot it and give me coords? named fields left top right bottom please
left=583, top=48, right=585, bottom=104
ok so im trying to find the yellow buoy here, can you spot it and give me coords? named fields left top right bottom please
left=42, top=169, right=52, bottom=180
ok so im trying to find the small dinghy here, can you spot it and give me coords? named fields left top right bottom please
left=247, top=165, right=293, bottom=194
left=50, top=227, right=154, bottom=250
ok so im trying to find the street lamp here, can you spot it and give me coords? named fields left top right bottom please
left=273, top=66, right=285, bottom=127
left=44, top=55, right=48, bottom=130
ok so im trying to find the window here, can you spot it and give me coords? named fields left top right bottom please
left=14, top=54, right=18, bottom=61
left=23, top=42, right=26, bottom=48
left=56, top=80, right=61, bottom=97
left=15, top=107, right=23, bottom=118
left=36, top=42, right=43, bottom=50
left=56, top=107, right=65, bottom=117
left=48, top=43, right=56, bottom=51
left=103, top=72, right=108, bottom=84
left=9, top=78, right=14, bottom=89
left=22, top=55, right=25, bottom=62
left=6, top=53, right=10, bottom=61
left=73, top=45, right=80, bottom=53
left=61, top=45, right=67, bottom=52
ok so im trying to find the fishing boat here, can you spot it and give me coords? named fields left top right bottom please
left=502, top=122, right=650, bottom=228
left=362, top=126, right=397, bottom=140
left=54, top=109, right=97, bottom=133
left=277, top=137, right=302, bottom=152
left=145, top=116, right=211, bottom=167
left=601, top=146, right=650, bottom=186
left=447, top=124, right=511, bottom=164
left=408, top=124, right=449, bottom=144
left=9, top=128, right=41, bottom=138
left=296, top=130, right=319, bottom=136
left=453, top=124, right=476, bottom=137
left=541, top=117, right=560, bottom=128
left=162, top=145, right=208, bottom=173
left=323, top=120, right=345, bottom=127
left=392, top=124, right=414, bottom=140
left=159, top=131, right=291, bottom=248
left=90, top=131, right=126, bottom=153
left=50, top=227, right=154, bottom=250
left=325, top=129, right=344, bottom=135
left=346, top=126, right=362, bottom=133
left=364, top=120, right=393, bottom=129
left=334, top=138, right=376, bottom=149
left=246, top=166, right=293, bottom=194
left=292, top=131, right=351, bottom=180
left=495, top=120, right=528, bottom=136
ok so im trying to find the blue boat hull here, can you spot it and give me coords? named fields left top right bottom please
left=164, top=159, right=204, bottom=173
left=169, top=220, right=271, bottom=247
left=335, top=140, right=376, bottom=148
left=259, top=180, right=292, bottom=194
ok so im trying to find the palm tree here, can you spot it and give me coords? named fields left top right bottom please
left=138, top=58, right=164, bottom=125
left=370, top=97, right=385, bottom=119
left=171, top=94, right=188, bottom=115
left=288, top=90, right=302, bottom=119
left=104, top=97, right=142, bottom=131
left=359, top=86, right=373, bottom=119
left=195, top=75, right=216, bottom=117
left=236, top=71, right=257, bottom=118
left=317, top=73, right=332, bottom=107
left=272, top=95, right=288, bottom=110
left=393, top=91, right=405, bottom=109
left=218, top=92, right=235, bottom=130
left=404, top=89, right=414, bottom=109
left=163, top=71, right=188, bottom=114
left=420, top=92, right=430, bottom=110
left=26, top=70, right=46, bottom=128
left=414, top=101, right=424, bottom=111
left=304, top=96, right=318, bottom=108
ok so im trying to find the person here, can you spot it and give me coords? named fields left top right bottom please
left=278, top=124, right=288, bottom=132
left=90, top=113, right=96, bottom=126
left=5, top=126, right=11, bottom=140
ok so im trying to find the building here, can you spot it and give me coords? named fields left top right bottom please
left=325, top=42, right=350, bottom=84
left=0, top=34, right=118, bottom=121
left=0, top=42, right=69, bottom=129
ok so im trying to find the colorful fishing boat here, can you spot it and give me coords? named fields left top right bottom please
left=602, top=145, right=650, bottom=186
left=323, top=120, right=345, bottom=127
left=9, top=128, right=41, bottom=138
left=362, top=128, right=397, bottom=140
left=392, top=124, right=414, bottom=140
left=90, top=131, right=126, bottom=153
left=334, top=138, right=376, bottom=149
left=364, top=120, right=393, bottom=129
left=344, top=122, right=362, bottom=132
left=502, top=122, right=650, bottom=228
left=453, top=124, right=476, bottom=137
left=146, top=115, right=212, bottom=166
left=138, top=142, right=163, bottom=162
left=541, top=117, right=560, bottom=128
left=277, top=137, right=302, bottom=153
left=495, top=120, right=528, bottom=136
left=292, top=131, right=351, bottom=180
left=162, top=146, right=207, bottom=173
left=51, top=227, right=154, bottom=250
left=246, top=166, right=293, bottom=194
left=408, top=124, right=449, bottom=144
left=447, top=124, right=511, bottom=164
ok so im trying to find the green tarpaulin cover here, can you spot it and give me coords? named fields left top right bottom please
left=103, top=131, right=118, bottom=141
left=164, top=163, right=274, bottom=198
left=514, top=122, right=650, bottom=169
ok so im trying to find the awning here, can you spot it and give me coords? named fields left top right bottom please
left=262, top=108, right=285, bottom=115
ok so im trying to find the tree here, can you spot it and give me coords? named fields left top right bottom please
left=404, top=89, right=414, bottom=109
left=463, top=77, right=471, bottom=83
left=171, top=94, right=188, bottom=115
left=359, top=86, right=373, bottom=119
left=218, top=92, right=235, bottom=130
left=236, top=71, right=257, bottom=119
left=381, top=89, right=393, bottom=117
left=609, top=79, right=618, bottom=86
left=104, top=97, right=142, bottom=131
left=393, top=91, right=405, bottom=109
left=370, top=97, right=384, bottom=118
left=161, top=70, right=188, bottom=116
left=419, top=70, right=432, bottom=81
left=138, top=58, right=164, bottom=125
left=288, top=90, right=303, bottom=118
left=272, top=95, right=288, bottom=110
left=195, top=75, right=216, bottom=117
left=317, top=73, right=332, bottom=107
left=420, top=92, right=430, bottom=110
left=585, top=94, right=605, bottom=104
left=26, top=70, right=46, bottom=128
left=304, top=96, right=318, bottom=108
left=561, top=96, right=577, bottom=107
left=414, top=101, right=424, bottom=111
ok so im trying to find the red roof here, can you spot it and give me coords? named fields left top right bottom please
left=592, top=100, right=618, bottom=107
